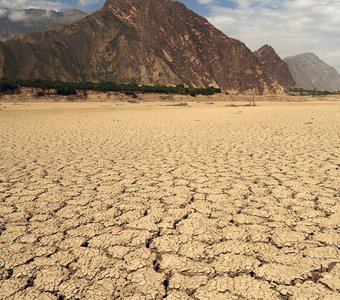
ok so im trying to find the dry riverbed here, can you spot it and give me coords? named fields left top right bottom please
left=0, top=100, right=339, bottom=299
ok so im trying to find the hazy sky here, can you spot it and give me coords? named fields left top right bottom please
left=1, top=0, right=339, bottom=72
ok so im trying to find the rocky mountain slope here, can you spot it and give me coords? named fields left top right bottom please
left=255, top=45, right=295, bottom=87
left=0, top=42, right=17, bottom=78
left=0, top=0, right=283, bottom=94
left=284, top=53, right=340, bottom=91
left=0, top=8, right=87, bottom=41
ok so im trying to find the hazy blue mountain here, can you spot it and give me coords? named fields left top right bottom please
left=0, top=8, right=87, bottom=41
left=284, top=53, right=340, bottom=91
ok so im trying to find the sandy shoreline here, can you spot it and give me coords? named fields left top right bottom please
left=1, top=98, right=340, bottom=112
left=0, top=100, right=339, bottom=299
left=1, top=90, right=340, bottom=104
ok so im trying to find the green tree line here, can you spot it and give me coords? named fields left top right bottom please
left=0, top=78, right=222, bottom=96
left=285, top=87, right=339, bottom=96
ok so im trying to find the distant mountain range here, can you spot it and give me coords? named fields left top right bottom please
left=0, top=0, right=339, bottom=93
left=0, top=8, right=87, bottom=41
left=284, top=53, right=340, bottom=91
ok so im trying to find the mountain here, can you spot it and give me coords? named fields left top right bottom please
left=255, top=45, right=295, bottom=87
left=0, top=8, right=87, bottom=41
left=0, top=42, right=17, bottom=78
left=1, top=8, right=181, bottom=85
left=284, top=53, right=340, bottom=91
left=0, top=0, right=283, bottom=94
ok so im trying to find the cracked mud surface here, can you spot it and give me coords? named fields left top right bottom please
left=0, top=101, right=339, bottom=299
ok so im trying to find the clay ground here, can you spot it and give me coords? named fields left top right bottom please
left=0, top=100, right=339, bottom=299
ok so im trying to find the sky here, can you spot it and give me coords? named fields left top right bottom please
left=0, top=0, right=339, bottom=72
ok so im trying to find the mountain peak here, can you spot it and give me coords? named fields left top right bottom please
left=1, top=0, right=282, bottom=94
left=102, top=0, right=282, bottom=93
left=255, top=45, right=295, bottom=87
left=256, top=44, right=276, bottom=55
left=258, top=44, right=272, bottom=50
left=284, top=53, right=340, bottom=91
left=104, top=0, right=180, bottom=8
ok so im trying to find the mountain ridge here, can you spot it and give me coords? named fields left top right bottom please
left=255, top=44, right=295, bottom=87
left=0, top=8, right=87, bottom=41
left=0, top=0, right=283, bottom=94
left=2, top=7, right=182, bottom=85
left=284, top=53, right=340, bottom=91
left=103, top=0, right=282, bottom=93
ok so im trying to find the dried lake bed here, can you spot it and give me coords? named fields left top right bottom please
left=0, top=100, right=339, bottom=299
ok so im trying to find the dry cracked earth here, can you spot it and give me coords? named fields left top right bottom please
left=0, top=101, right=339, bottom=300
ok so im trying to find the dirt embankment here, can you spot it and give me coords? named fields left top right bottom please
left=1, top=87, right=340, bottom=103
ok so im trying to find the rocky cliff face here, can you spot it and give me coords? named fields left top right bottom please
left=0, top=8, right=87, bottom=41
left=0, top=46, right=5, bottom=79
left=0, top=0, right=283, bottom=94
left=3, top=8, right=181, bottom=85
left=0, top=42, right=17, bottom=78
left=104, top=0, right=282, bottom=94
left=284, top=53, right=340, bottom=91
left=255, top=45, right=295, bottom=87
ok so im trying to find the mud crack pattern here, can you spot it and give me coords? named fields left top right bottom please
left=0, top=102, right=339, bottom=299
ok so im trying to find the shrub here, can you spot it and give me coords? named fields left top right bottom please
left=0, top=82, right=19, bottom=93
left=56, top=86, right=77, bottom=96
left=125, top=91, right=138, bottom=99
left=35, top=90, right=47, bottom=97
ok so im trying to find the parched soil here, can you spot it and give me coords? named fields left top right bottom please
left=0, top=101, right=339, bottom=299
